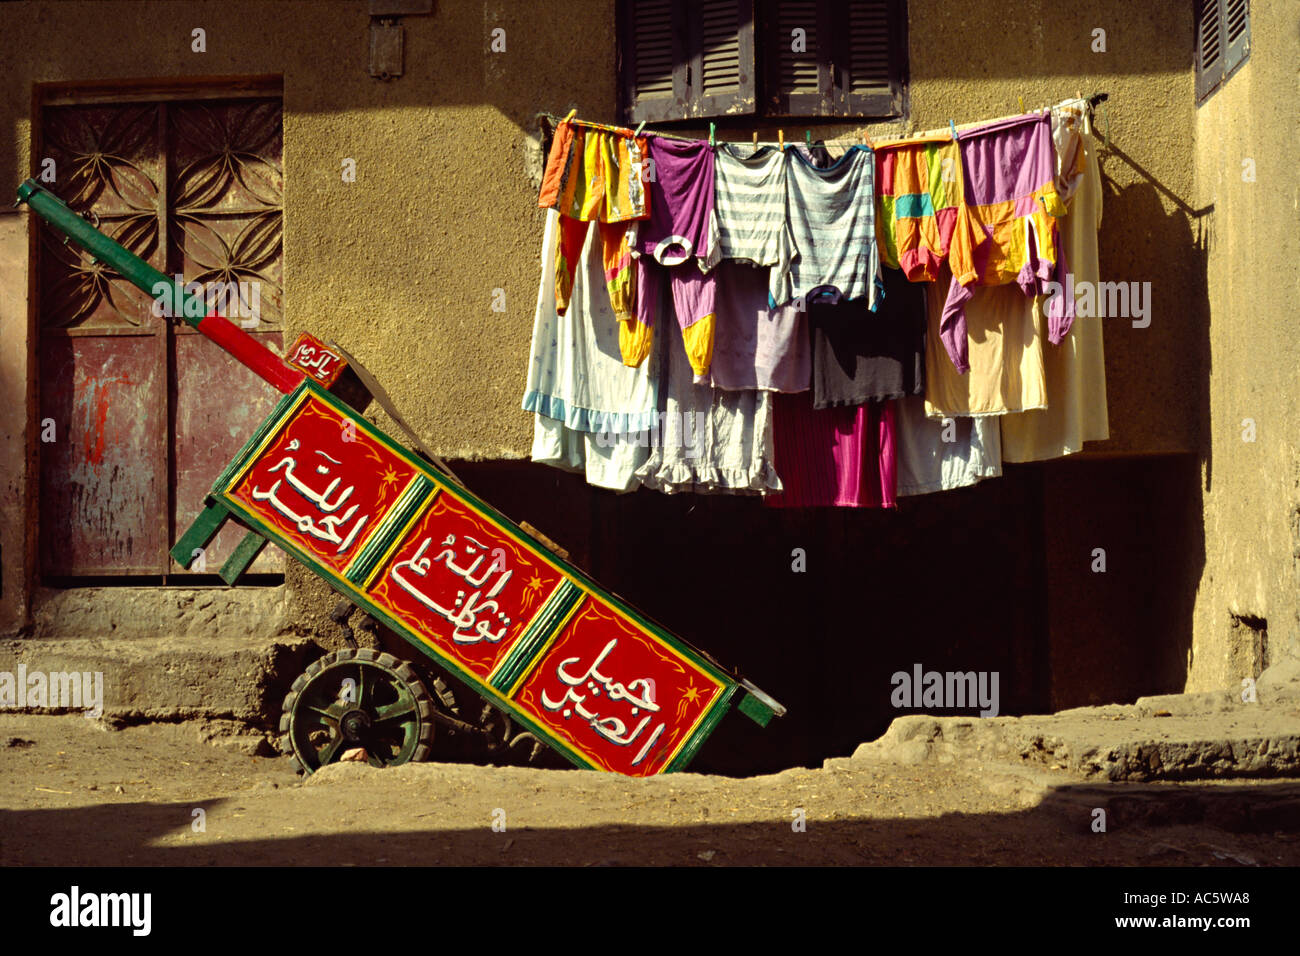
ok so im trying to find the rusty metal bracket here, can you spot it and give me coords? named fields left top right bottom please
left=368, top=0, right=433, bottom=80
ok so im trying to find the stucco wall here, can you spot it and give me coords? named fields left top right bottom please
left=1, top=0, right=1250, bottom=722
left=0, top=214, right=33, bottom=634
left=1189, top=0, right=1300, bottom=690
left=0, top=0, right=613, bottom=465
left=1, top=0, right=1199, bottom=464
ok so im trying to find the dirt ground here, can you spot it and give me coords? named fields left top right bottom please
left=1, top=714, right=1297, bottom=866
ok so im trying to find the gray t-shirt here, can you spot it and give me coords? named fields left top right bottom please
left=780, top=145, right=882, bottom=308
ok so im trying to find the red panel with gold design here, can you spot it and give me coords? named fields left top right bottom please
left=224, top=399, right=416, bottom=574
left=513, top=597, right=727, bottom=776
left=285, top=332, right=346, bottom=388
left=367, top=492, right=565, bottom=680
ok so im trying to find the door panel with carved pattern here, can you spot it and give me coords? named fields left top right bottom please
left=38, top=95, right=286, bottom=579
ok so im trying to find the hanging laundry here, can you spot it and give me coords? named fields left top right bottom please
left=923, top=263, right=1047, bottom=418
left=794, top=141, right=838, bottom=168
left=941, top=113, right=1069, bottom=373
left=634, top=266, right=782, bottom=495
left=539, top=122, right=649, bottom=221
left=708, top=144, right=791, bottom=305
left=874, top=133, right=963, bottom=283
left=531, top=417, right=653, bottom=494
left=894, top=395, right=1002, bottom=496
left=808, top=267, right=925, bottom=409
left=538, top=121, right=651, bottom=344
left=635, top=258, right=716, bottom=378
left=1001, top=102, right=1108, bottom=462
left=524, top=210, right=659, bottom=491
left=708, top=261, right=811, bottom=394
left=764, top=394, right=896, bottom=509
left=629, top=137, right=718, bottom=377
left=1049, top=99, right=1088, bottom=205
left=780, top=146, right=883, bottom=309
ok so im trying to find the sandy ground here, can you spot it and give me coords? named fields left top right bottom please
left=1, top=714, right=1297, bottom=866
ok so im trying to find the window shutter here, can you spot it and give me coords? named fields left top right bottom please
left=696, top=0, right=757, bottom=117
left=765, top=0, right=904, bottom=118
left=1195, top=0, right=1223, bottom=101
left=763, top=0, right=836, bottom=116
left=1222, top=0, right=1250, bottom=78
left=1197, top=0, right=1248, bottom=103
left=621, top=0, right=755, bottom=122
left=844, top=0, right=904, bottom=117
left=621, top=0, right=679, bottom=122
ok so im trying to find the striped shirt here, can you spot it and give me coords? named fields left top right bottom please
left=710, top=145, right=791, bottom=302
left=781, top=145, right=882, bottom=309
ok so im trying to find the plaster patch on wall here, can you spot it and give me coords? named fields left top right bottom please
left=1228, top=611, right=1268, bottom=678
left=523, top=124, right=546, bottom=192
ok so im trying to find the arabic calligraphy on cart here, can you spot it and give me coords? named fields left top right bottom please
left=541, top=639, right=664, bottom=766
left=390, top=534, right=513, bottom=644
left=250, top=439, right=370, bottom=553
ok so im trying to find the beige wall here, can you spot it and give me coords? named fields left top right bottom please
left=0, top=213, right=33, bottom=634
left=1189, top=0, right=1300, bottom=689
left=4, top=0, right=1276, bottom=712
left=0, top=0, right=1198, bottom=464
left=0, top=0, right=614, bottom=465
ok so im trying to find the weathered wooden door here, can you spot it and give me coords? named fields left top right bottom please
left=37, top=87, right=286, bottom=580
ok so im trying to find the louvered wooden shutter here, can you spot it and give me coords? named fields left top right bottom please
left=1196, top=0, right=1223, bottom=101
left=762, top=0, right=834, bottom=116
left=763, top=0, right=904, bottom=118
left=845, top=0, right=904, bottom=116
left=696, top=0, right=757, bottom=117
left=621, top=0, right=756, bottom=122
left=1222, top=0, right=1250, bottom=77
left=1197, top=0, right=1250, bottom=103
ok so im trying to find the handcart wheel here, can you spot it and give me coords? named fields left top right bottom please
left=280, top=648, right=436, bottom=775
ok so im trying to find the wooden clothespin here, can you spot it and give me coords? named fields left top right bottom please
left=860, top=129, right=873, bottom=149
left=1018, top=95, right=1025, bottom=114
left=778, top=129, right=784, bottom=151
left=563, top=109, right=577, bottom=124
left=709, top=122, right=716, bottom=148
left=752, top=130, right=758, bottom=147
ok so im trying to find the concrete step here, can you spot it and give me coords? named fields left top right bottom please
left=828, top=666, right=1300, bottom=782
left=0, top=632, right=315, bottom=730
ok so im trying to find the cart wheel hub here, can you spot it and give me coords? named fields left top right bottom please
left=341, top=709, right=371, bottom=740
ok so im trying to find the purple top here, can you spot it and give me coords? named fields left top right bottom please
left=635, top=138, right=716, bottom=263
left=940, top=113, right=1072, bottom=373
left=958, top=113, right=1056, bottom=206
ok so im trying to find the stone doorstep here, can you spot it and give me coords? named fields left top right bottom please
left=0, top=632, right=316, bottom=734
left=829, top=701, right=1300, bottom=784
left=829, top=661, right=1300, bottom=784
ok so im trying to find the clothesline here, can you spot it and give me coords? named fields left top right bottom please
left=543, top=92, right=1109, bottom=152
left=529, top=91, right=1111, bottom=502
left=890, top=92, right=1109, bottom=144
